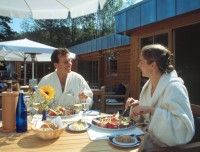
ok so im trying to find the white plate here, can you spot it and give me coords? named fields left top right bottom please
left=91, top=122, right=135, bottom=131
left=91, top=116, right=135, bottom=131
left=66, top=122, right=90, bottom=132
left=109, top=135, right=141, bottom=148
left=84, top=110, right=100, bottom=116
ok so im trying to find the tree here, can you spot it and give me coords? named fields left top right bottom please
left=0, top=16, right=16, bottom=41
left=97, top=0, right=123, bottom=37
left=18, top=0, right=124, bottom=47
left=21, top=19, right=72, bottom=47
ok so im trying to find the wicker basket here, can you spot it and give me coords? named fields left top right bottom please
left=32, top=126, right=65, bottom=140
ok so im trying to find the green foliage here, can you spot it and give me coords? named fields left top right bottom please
left=18, top=0, right=123, bottom=47
left=0, top=16, right=16, bottom=41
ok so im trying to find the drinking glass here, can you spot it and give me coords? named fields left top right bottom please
left=82, top=101, right=90, bottom=112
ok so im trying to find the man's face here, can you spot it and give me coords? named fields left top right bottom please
left=54, top=54, right=72, bottom=73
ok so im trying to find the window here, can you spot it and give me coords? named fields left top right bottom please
left=141, top=33, right=168, bottom=48
left=140, top=33, right=168, bottom=89
left=106, top=51, right=117, bottom=76
left=78, top=60, right=99, bottom=88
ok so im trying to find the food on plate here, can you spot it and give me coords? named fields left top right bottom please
left=115, top=135, right=135, bottom=143
left=48, top=109, right=58, bottom=116
left=65, top=106, right=76, bottom=116
left=40, top=121, right=59, bottom=131
left=70, top=120, right=87, bottom=131
left=92, top=113, right=133, bottom=129
left=48, top=106, right=75, bottom=116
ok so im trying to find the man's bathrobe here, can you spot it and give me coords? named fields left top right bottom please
left=139, top=70, right=195, bottom=146
left=38, top=71, right=93, bottom=108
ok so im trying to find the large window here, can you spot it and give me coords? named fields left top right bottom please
left=106, top=51, right=117, bottom=76
left=140, top=33, right=168, bottom=88
left=141, top=33, right=168, bottom=48
left=78, top=60, right=99, bottom=88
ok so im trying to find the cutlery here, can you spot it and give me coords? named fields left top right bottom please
left=122, top=107, right=130, bottom=116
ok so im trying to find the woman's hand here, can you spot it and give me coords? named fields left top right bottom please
left=130, top=105, right=155, bottom=116
left=125, top=97, right=139, bottom=109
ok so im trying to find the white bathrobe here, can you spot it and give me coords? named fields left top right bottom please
left=38, top=71, right=93, bottom=108
left=139, top=70, right=195, bottom=146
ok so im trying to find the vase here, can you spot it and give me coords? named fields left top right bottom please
left=42, top=109, right=47, bottom=121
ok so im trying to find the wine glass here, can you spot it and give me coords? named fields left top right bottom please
left=82, top=101, right=90, bottom=112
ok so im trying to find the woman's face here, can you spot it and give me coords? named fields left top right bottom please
left=137, top=54, right=153, bottom=77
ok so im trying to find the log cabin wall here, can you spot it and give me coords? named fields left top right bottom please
left=129, top=9, right=200, bottom=99
left=102, top=45, right=130, bottom=91
left=115, top=0, right=200, bottom=103
left=73, top=45, right=131, bottom=91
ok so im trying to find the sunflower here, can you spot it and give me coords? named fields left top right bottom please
left=39, top=85, right=55, bottom=101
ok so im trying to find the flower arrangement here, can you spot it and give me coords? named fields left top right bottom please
left=30, top=85, right=55, bottom=113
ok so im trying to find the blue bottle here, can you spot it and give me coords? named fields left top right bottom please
left=16, top=90, right=27, bottom=132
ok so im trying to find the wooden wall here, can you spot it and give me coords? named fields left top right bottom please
left=103, top=46, right=130, bottom=91
left=73, top=45, right=131, bottom=91
left=129, top=9, right=200, bottom=99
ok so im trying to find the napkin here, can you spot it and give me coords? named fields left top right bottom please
left=31, top=115, right=64, bottom=129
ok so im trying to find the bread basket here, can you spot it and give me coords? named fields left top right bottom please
left=32, top=126, right=65, bottom=140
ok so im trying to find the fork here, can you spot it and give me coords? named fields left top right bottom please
left=122, top=107, right=130, bottom=116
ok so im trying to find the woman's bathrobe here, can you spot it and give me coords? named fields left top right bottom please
left=139, top=70, right=195, bottom=146
left=38, top=71, right=93, bottom=108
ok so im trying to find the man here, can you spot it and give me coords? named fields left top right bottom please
left=38, top=48, right=93, bottom=108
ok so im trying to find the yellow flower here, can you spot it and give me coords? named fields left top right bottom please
left=30, top=85, right=55, bottom=112
left=39, top=85, right=55, bottom=101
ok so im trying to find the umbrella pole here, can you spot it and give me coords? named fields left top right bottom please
left=24, top=61, right=27, bottom=85
left=32, top=61, right=34, bottom=79
left=31, top=53, right=36, bottom=80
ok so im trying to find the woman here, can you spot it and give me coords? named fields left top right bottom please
left=126, top=44, right=194, bottom=147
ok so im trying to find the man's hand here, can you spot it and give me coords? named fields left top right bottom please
left=79, top=92, right=88, bottom=102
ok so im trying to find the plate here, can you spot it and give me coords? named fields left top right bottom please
left=109, top=135, right=141, bottom=148
left=91, top=122, right=135, bottom=131
left=91, top=116, right=135, bottom=131
left=66, top=122, right=90, bottom=132
left=84, top=110, right=100, bottom=116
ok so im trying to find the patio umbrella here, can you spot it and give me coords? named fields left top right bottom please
left=0, top=38, right=56, bottom=84
left=0, top=0, right=107, bottom=19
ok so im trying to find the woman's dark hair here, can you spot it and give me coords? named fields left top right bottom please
left=141, top=44, right=174, bottom=73
left=51, top=48, right=70, bottom=64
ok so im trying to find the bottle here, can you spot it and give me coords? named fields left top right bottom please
left=16, top=90, right=27, bottom=132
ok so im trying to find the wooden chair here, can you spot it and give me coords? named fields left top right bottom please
left=100, top=84, right=129, bottom=113
left=191, top=104, right=200, bottom=115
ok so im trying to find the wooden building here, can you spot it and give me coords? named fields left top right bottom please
left=70, top=34, right=131, bottom=91
left=115, top=0, right=200, bottom=105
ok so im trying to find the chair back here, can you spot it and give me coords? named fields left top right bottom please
left=191, top=104, right=200, bottom=115
left=100, top=84, right=129, bottom=113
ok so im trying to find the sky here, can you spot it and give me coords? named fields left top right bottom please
left=9, top=18, right=24, bottom=33
left=9, top=0, right=143, bottom=33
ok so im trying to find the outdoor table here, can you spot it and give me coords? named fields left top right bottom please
left=0, top=117, right=141, bottom=152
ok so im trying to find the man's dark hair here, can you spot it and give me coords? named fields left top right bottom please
left=51, top=48, right=70, bottom=64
